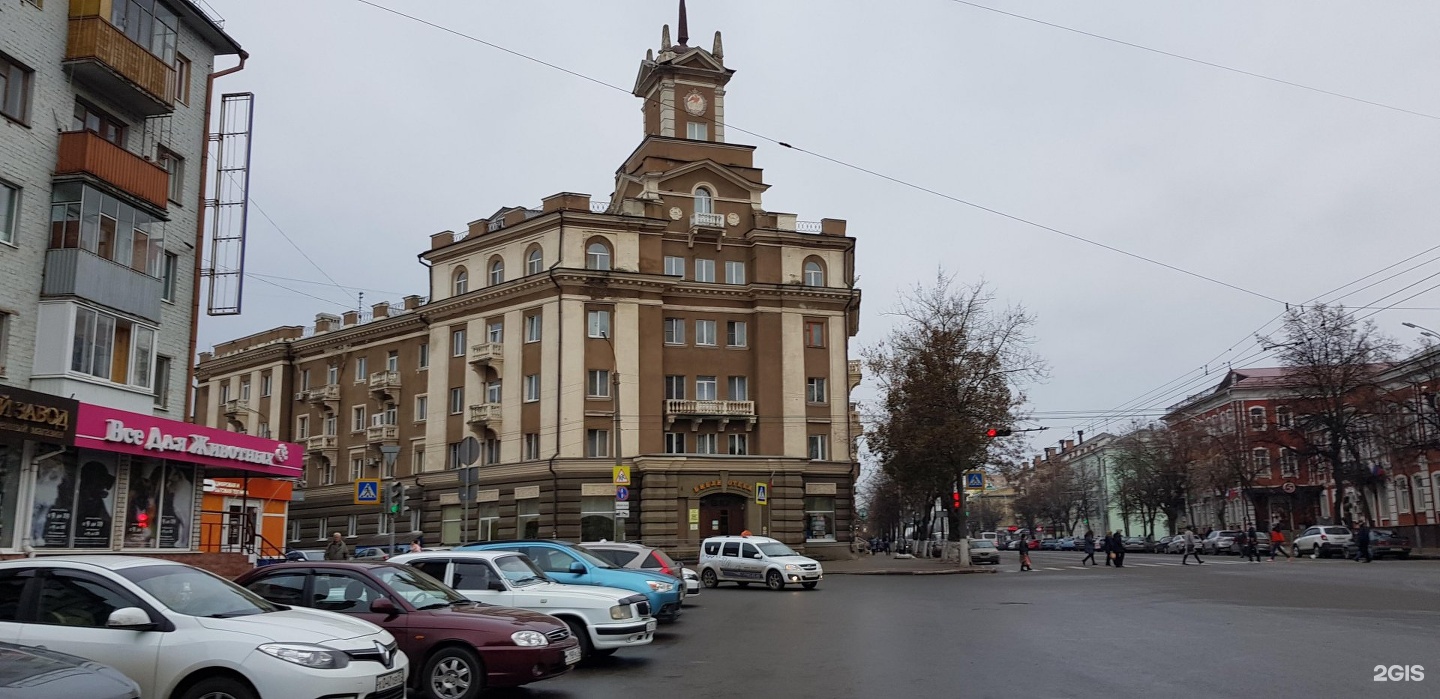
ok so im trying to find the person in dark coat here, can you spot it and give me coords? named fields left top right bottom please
left=1081, top=530, right=1097, bottom=566
left=1018, top=535, right=1033, bottom=571
left=1100, top=532, right=1112, bottom=566
left=1354, top=521, right=1372, bottom=563
left=1245, top=524, right=1261, bottom=562
left=1110, top=531, right=1126, bottom=567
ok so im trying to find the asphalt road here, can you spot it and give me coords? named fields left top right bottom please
left=489, top=551, right=1440, bottom=699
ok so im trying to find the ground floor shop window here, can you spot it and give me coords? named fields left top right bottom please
left=123, top=459, right=195, bottom=549
left=0, top=445, right=19, bottom=549
left=33, top=450, right=117, bottom=549
left=580, top=495, right=615, bottom=542
left=805, top=496, right=836, bottom=542
left=517, top=498, right=539, bottom=538
left=441, top=505, right=462, bottom=545
left=476, top=501, right=499, bottom=541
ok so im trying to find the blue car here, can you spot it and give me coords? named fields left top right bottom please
left=458, top=540, right=684, bottom=620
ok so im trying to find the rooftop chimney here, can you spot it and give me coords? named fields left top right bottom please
left=372, top=302, right=390, bottom=319
left=1064, top=439, right=1075, bottom=451
left=341, top=311, right=360, bottom=327
left=403, top=295, right=423, bottom=310
left=1044, top=447, right=1055, bottom=459
left=314, top=313, right=341, bottom=333
left=1077, top=430, right=1085, bottom=444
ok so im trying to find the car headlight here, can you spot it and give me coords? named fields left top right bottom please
left=646, top=580, right=674, bottom=592
left=511, top=631, right=549, bottom=647
left=609, top=604, right=634, bottom=620
left=784, top=564, right=800, bottom=571
left=257, top=643, right=350, bottom=669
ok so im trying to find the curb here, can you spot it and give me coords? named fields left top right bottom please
left=828, top=567, right=997, bottom=576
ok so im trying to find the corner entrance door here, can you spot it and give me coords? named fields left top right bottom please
left=223, top=500, right=258, bottom=553
left=700, top=493, right=747, bottom=539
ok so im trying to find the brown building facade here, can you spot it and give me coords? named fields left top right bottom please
left=193, top=16, right=863, bottom=559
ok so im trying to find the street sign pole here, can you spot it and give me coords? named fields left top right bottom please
left=380, top=445, right=400, bottom=555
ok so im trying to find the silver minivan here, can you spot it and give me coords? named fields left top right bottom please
left=697, top=535, right=823, bottom=591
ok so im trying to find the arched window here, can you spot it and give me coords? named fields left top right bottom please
left=453, top=267, right=468, bottom=295
left=802, top=259, right=824, bottom=287
left=489, top=258, right=505, bottom=286
left=694, top=186, right=714, bottom=215
left=526, top=247, right=543, bottom=275
left=586, top=241, right=611, bottom=271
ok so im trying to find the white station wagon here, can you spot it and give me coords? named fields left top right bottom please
left=389, top=550, right=656, bottom=660
left=697, top=535, right=824, bottom=591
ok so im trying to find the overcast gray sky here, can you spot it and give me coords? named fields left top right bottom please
left=196, top=1, right=1440, bottom=451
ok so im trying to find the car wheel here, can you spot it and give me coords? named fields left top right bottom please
left=766, top=569, right=786, bottom=591
left=562, top=618, right=594, bottom=661
left=1310, top=545, right=1321, bottom=560
left=700, top=568, right=719, bottom=588
left=801, top=581, right=819, bottom=590
left=176, top=677, right=257, bottom=699
left=424, top=645, right=485, bottom=699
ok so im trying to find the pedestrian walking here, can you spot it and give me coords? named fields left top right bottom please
left=1081, top=530, right=1097, bottom=566
left=1018, top=535, right=1033, bottom=571
left=324, top=532, right=350, bottom=560
left=1354, top=521, right=1373, bottom=563
left=1181, top=527, right=1203, bottom=565
left=1100, top=532, right=1112, bottom=566
left=1110, top=531, right=1126, bottom=568
left=1245, top=524, right=1261, bottom=562
left=1268, top=524, right=1291, bottom=562
left=409, top=538, right=423, bottom=554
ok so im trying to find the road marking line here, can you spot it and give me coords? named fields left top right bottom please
left=1067, top=566, right=1090, bottom=570
left=1153, top=562, right=1182, bottom=566
left=1132, top=563, right=1162, bottom=567
left=1045, top=567, right=1067, bottom=571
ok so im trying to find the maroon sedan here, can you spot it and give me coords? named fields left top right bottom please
left=235, top=562, right=580, bottom=699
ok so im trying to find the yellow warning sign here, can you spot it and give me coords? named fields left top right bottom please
left=613, top=465, right=630, bottom=486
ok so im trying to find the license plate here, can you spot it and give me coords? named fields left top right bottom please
left=375, top=669, right=404, bottom=692
left=565, top=646, right=581, bottom=665
left=646, top=619, right=657, bottom=633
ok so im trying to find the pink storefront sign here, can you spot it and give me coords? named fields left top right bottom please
left=75, top=403, right=303, bottom=478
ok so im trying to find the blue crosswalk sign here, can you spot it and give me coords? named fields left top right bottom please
left=964, top=472, right=984, bottom=489
left=355, top=479, right=380, bottom=504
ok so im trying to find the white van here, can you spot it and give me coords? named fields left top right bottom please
left=979, top=532, right=999, bottom=543
left=697, top=535, right=823, bottom=591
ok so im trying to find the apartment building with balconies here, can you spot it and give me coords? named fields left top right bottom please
left=193, top=10, right=863, bottom=559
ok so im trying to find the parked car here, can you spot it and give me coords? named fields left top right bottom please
left=1293, top=525, right=1353, bottom=558
left=389, top=550, right=656, bottom=660
left=236, top=561, right=579, bottom=698
left=284, top=548, right=327, bottom=561
left=0, top=556, right=408, bottom=699
left=1123, top=537, right=1149, bottom=553
left=1152, top=536, right=1174, bottom=553
left=0, top=641, right=140, bottom=699
left=1057, top=537, right=1077, bottom=551
left=968, top=539, right=1000, bottom=565
left=697, top=535, right=824, bottom=590
left=1039, top=539, right=1059, bottom=551
left=353, top=547, right=391, bottom=561
left=578, top=542, right=699, bottom=598
left=1165, top=536, right=1191, bottom=554
left=1201, top=530, right=1244, bottom=555
left=1342, top=529, right=1412, bottom=559
left=457, top=540, right=683, bottom=620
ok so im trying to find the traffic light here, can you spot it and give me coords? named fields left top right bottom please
left=136, top=511, right=149, bottom=529
left=952, top=491, right=961, bottom=510
left=386, top=481, right=403, bottom=514
left=985, top=428, right=1013, bottom=438
left=396, top=482, right=409, bottom=514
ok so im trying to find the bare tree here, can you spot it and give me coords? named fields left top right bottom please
left=1111, top=427, right=1192, bottom=538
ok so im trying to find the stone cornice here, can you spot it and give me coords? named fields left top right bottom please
left=423, top=210, right=669, bottom=264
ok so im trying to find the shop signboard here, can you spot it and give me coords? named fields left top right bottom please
left=75, top=403, right=303, bottom=478
left=0, top=385, right=77, bottom=445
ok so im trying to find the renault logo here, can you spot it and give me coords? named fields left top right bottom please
left=375, top=641, right=394, bottom=669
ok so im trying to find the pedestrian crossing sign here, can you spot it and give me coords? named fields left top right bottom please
left=354, top=479, right=380, bottom=505
left=613, top=466, right=630, bottom=486
left=964, top=472, right=985, bottom=490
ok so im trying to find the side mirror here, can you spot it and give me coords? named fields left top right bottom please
left=751, top=553, right=763, bottom=559
left=106, top=607, right=156, bottom=631
left=488, top=579, right=508, bottom=592
left=567, top=562, right=587, bottom=575
left=369, top=597, right=401, bottom=615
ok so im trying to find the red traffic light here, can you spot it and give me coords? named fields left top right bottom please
left=136, top=512, right=149, bottom=527
left=985, top=428, right=1013, bottom=438
left=952, top=492, right=961, bottom=508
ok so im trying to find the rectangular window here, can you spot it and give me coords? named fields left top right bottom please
left=695, top=433, right=717, bottom=454
left=525, top=314, right=542, bottom=342
left=321, top=461, right=335, bottom=485
left=517, top=498, right=540, bottom=538
left=487, top=321, right=503, bottom=344
left=587, top=310, right=610, bottom=338
left=70, top=306, right=155, bottom=388
left=324, top=415, right=336, bottom=436
left=726, top=320, right=747, bottom=347
left=696, top=319, right=717, bottom=346
left=301, top=369, right=311, bottom=390
left=524, top=374, right=541, bottom=402
left=377, top=511, right=391, bottom=535
left=441, top=505, right=462, bottom=545
left=260, top=372, right=272, bottom=397
left=1279, top=449, right=1298, bottom=477
left=728, top=434, right=748, bottom=455
left=1, top=53, right=34, bottom=124
left=1249, top=407, right=1266, bottom=430
left=257, top=422, right=270, bottom=439
left=524, top=433, right=541, bottom=460
left=581, top=495, right=616, bottom=542
left=49, top=183, right=166, bottom=276
left=317, top=517, right=329, bottom=540
left=664, top=255, right=685, bottom=277
left=808, top=435, right=829, bottom=460
left=173, top=53, right=191, bottom=105
left=239, top=378, right=251, bottom=401
left=686, top=121, right=708, bottom=141
left=153, top=355, right=171, bottom=408
left=352, top=406, right=366, bottom=432
left=806, top=377, right=827, bottom=403
left=1276, top=406, right=1292, bottom=428
left=663, top=318, right=685, bottom=345
left=72, top=101, right=126, bottom=145
left=452, top=328, right=466, bottom=356
left=805, top=321, right=826, bottom=348
left=160, top=252, right=178, bottom=301
left=350, top=456, right=364, bottom=481
left=449, top=387, right=464, bottom=414
left=412, top=446, right=425, bottom=473
left=724, top=260, right=746, bottom=285
left=158, top=148, right=184, bottom=205
left=665, top=432, right=685, bottom=454
left=694, top=258, right=715, bottom=283
left=1, top=181, right=19, bottom=245
left=1252, top=449, right=1271, bottom=477
left=289, top=520, right=300, bottom=542
left=386, top=350, right=399, bottom=372
left=297, top=415, right=310, bottom=440
left=484, top=438, right=500, bottom=465
left=476, top=501, right=499, bottom=541
left=665, top=375, right=686, bottom=400
left=586, top=429, right=610, bottom=458
left=447, top=441, right=462, bottom=470
left=355, top=357, right=367, bottom=382
left=486, top=381, right=501, bottom=404
left=696, top=376, right=717, bottom=401
left=415, top=395, right=428, bottom=422
left=587, top=370, right=610, bottom=398
left=327, top=365, right=338, bottom=385
left=805, top=496, right=836, bottom=542
left=728, top=376, right=748, bottom=401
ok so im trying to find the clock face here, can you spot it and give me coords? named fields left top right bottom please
left=684, top=91, right=707, bottom=116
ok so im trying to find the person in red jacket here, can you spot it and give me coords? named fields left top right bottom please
left=1268, top=523, right=1291, bottom=562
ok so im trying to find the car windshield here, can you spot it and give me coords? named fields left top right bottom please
left=1370, top=529, right=1395, bottom=537
left=494, top=555, right=551, bottom=586
left=758, top=542, right=799, bottom=557
left=120, top=564, right=282, bottom=618
left=1325, top=527, right=1352, bottom=535
left=375, top=565, right=468, bottom=609
left=1220, top=531, right=1242, bottom=537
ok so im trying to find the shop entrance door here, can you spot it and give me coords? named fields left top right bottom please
left=222, top=500, right=259, bottom=553
left=700, top=493, right=747, bottom=539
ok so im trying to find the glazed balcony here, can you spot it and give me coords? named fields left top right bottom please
left=467, top=403, right=501, bottom=430
left=368, top=371, right=402, bottom=400
left=366, top=424, right=399, bottom=444
left=306, top=435, right=337, bottom=454
left=469, top=343, right=503, bottom=372
left=55, top=130, right=169, bottom=210
left=664, top=399, right=756, bottom=431
left=63, top=12, right=175, bottom=116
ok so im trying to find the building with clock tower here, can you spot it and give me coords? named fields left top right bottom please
left=193, top=4, right=864, bottom=560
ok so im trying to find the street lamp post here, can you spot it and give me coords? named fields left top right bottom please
left=1402, top=322, right=1440, bottom=340
left=600, top=331, right=624, bottom=542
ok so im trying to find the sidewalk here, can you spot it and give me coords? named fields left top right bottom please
left=823, top=552, right=997, bottom=575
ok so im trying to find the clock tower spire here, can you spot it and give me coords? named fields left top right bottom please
left=633, top=3, right=735, bottom=142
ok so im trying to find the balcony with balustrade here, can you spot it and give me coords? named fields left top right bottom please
left=368, top=371, right=401, bottom=400
left=664, top=399, right=756, bottom=431
left=848, top=359, right=863, bottom=391
left=300, top=384, right=340, bottom=410
left=365, top=424, right=399, bottom=445
left=306, top=434, right=338, bottom=455
left=54, top=130, right=170, bottom=210
left=469, top=343, right=503, bottom=373
left=63, top=5, right=176, bottom=115
left=467, top=403, right=501, bottom=431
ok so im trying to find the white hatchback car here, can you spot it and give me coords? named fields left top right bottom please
left=0, top=556, right=408, bottom=699
left=697, top=535, right=823, bottom=590
left=1293, top=525, right=1354, bottom=558
left=389, top=550, right=656, bottom=660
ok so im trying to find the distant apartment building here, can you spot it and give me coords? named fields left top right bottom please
left=193, top=12, right=864, bottom=559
